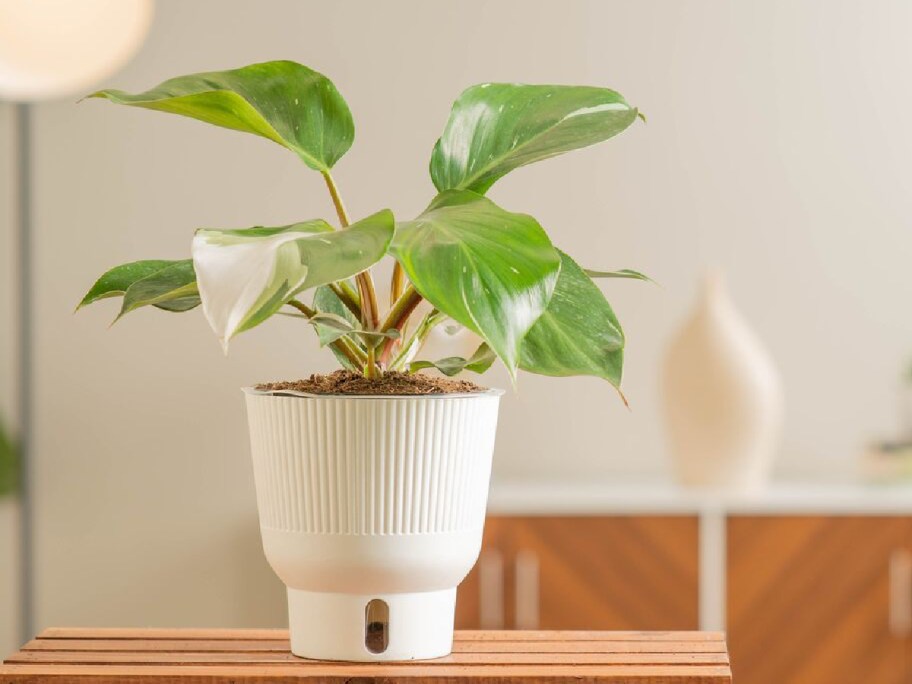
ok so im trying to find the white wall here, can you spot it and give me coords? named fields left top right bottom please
left=3, top=0, right=912, bottom=632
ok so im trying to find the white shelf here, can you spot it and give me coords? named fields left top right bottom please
left=487, top=480, right=912, bottom=515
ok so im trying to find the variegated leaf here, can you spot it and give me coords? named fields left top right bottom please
left=78, top=259, right=200, bottom=314
left=117, top=260, right=199, bottom=320
left=519, top=251, right=625, bottom=386
left=391, top=191, right=560, bottom=377
left=89, top=61, right=353, bottom=172
left=431, top=83, right=640, bottom=194
left=192, top=210, right=393, bottom=349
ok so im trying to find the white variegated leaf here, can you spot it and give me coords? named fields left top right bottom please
left=192, top=209, right=394, bottom=349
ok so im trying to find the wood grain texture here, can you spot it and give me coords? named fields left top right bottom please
left=0, top=628, right=731, bottom=683
left=456, top=516, right=699, bottom=630
left=728, top=516, right=911, bottom=684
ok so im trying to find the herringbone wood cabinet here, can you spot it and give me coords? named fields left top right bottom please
left=458, top=514, right=912, bottom=684
left=727, top=516, right=912, bottom=684
left=455, top=516, right=700, bottom=630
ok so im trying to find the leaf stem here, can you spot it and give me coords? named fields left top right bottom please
left=322, top=171, right=381, bottom=339
left=388, top=308, right=444, bottom=371
left=341, top=337, right=368, bottom=365
left=378, top=286, right=422, bottom=365
left=322, top=172, right=351, bottom=226
left=287, top=299, right=365, bottom=370
left=380, top=286, right=422, bottom=332
left=287, top=299, right=317, bottom=318
left=383, top=265, right=409, bottom=364
left=329, top=282, right=362, bottom=319
left=390, top=262, right=405, bottom=307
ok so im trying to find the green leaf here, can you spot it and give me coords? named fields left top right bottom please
left=313, top=283, right=360, bottom=344
left=520, top=251, right=625, bottom=387
left=117, top=260, right=200, bottom=320
left=0, top=417, right=17, bottom=497
left=78, top=260, right=179, bottom=309
left=287, top=311, right=353, bottom=345
left=410, top=343, right=496, bottom=377
left=88, top=60, right=354, bottom=172
left=312, top=284, right=364, bottom=370
left=281, top=311, right=399, bottom=347
left=193, top=209, right=394, bottom=348
left=392, top=190, right=560, bottom=376
left=584, top=267, right=652, bottom=283
left=431, top=83, right=639, bottom=194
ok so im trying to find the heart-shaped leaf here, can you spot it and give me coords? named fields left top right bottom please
left=392, top=191, right=560, bottom=376
left=117, top=260, right=200, bottom=320
left=88, top=61, right=354, bottom=172
left=431, top=83, right=639, bottom=194
left=410, top=343, right=496, bottom=377
left=585, top=267, right=652, bottom=283
left=192, top=209, right=394, bottom=348
left=520, top=251, right=625, bottom=387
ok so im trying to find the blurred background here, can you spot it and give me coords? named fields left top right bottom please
left=2, top=1, right=912, bottom=682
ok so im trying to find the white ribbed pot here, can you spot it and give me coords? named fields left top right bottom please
left=243, top=387, right=502, bottom=662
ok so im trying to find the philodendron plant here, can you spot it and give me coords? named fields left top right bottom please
left=78, top=60, right=646, bottom=389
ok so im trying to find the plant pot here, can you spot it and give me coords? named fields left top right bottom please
left=243, top=387, right=503, bottom=662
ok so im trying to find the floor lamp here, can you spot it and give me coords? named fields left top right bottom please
left=0, top=0, right=154, bottom=642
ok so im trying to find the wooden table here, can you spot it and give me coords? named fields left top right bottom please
left=0, top=628, right=731, bottom=683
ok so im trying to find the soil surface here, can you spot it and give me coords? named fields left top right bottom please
left=256, top=370, right=487, bottom=396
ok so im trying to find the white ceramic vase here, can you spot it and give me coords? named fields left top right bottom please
left=243, top=388, right=502, bottom=661
left=662, top=275, right=783, bottom=491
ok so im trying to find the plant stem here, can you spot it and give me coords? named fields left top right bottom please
left=388, top=308, right=444, bottom=371
left=378, top=286, right=423, bottom=365
left=380, top=286, right=423, bottom=332
left=287, top=299, right=317, bottom=318
left=322, top=172, right=350, bottom=226
left=365, top=345, right=379, bottom=379
left=329, top=282, right=362, bottom=319
left=322, top=172, right=381, bottom=337
left=286, top=299, right=365, bottom=370
left=390, top=262, right=405, bottom=307
left=340, top=337, right=368, bottom=366
left=356, top=273, right=381, bottom=331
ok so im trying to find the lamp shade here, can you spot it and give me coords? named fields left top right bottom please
left=0, top=0, right=153, bottom=102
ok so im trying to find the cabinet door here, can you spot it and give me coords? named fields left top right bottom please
left=456, top=516, right=699, bottom=630
left=455, top=517, right=509, bottom=629
left=728, top=516, right=912, bottom=684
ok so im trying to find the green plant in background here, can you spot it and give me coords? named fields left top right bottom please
left=78, top=61, right=647, bottom=389
left=0, top=417, right=17, bottom=496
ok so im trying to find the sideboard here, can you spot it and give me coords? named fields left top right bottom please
left=454, top=483, right=912, bottom=684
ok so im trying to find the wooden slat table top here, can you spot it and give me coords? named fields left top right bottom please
left=0, top=628, right=732, bottom=683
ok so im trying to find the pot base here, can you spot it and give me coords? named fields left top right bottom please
left=287, top=587, right=456, bottom=661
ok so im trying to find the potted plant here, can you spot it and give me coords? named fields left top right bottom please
left=78, top=60, right=645, bottom=661
left=0, top=418, right=14, bottom=499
